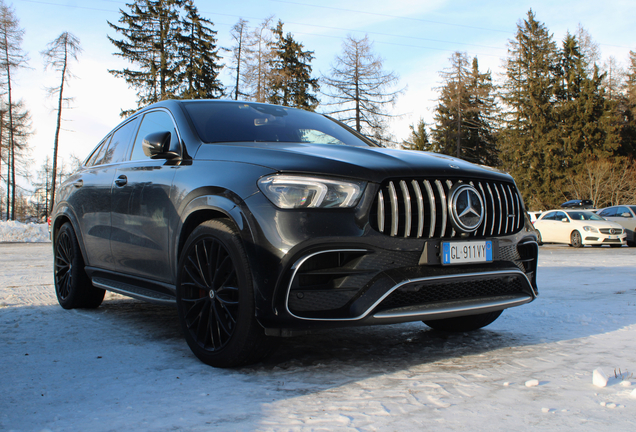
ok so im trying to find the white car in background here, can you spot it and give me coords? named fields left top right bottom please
left=534, top=209, right=626, bottom=248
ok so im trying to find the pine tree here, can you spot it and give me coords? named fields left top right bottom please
left=499, top=10, right=560, bottom=209
left=431, top=53, right=498, bottom=165
left=267, top=20, right=319, bottom=110
left=617, top=50, right=636, bottom=157
left=41, top=31, right=81, bottom=215
left=402, top=119, right=430, bottom=151
left=321, top=35, right=403, bottom=142
left=176, top=0, right=224, bottom=99
left=108, top=0, right=182, bottom=114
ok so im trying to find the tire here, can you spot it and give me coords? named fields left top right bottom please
left=54, top=222, right=105, bottom=309
left=609, top=244, right=622, bottom=248
left=570, top=230, right=583, bottom=248
left=424, top=310, right=503, bottom=332
left=176, top=219, right=275, bottom=368
left=536, top=231, right=543, bottom=246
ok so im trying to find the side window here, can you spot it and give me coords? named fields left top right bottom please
left=556, top=211, right=567, bottom=220
left=541, top=211, right=556, bottom=221
left=85, top=137, right=111, bottom=167
left=599, top=207, right=616, bottom=217
left=100, top=118, right=140, bottom=165
left=130, top=110, right=179, bottom=161
left=616, top=206, right=631, bottom=217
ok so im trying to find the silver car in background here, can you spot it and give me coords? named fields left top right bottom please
left=596, top=206, right=636, bottom=247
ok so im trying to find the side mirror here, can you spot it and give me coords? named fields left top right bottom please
left=621, top=213, right=632, bottom=218
left=142, top=131, right=179, bottom=160
left=561, top=218, right=569, bottom=223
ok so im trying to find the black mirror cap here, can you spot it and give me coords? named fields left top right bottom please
left=142, top=131, right=180, bottom=159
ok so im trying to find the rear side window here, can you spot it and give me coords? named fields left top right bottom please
left=85, top=137, right=110, bottom=167
left=101, top=118, right=139, bottom=164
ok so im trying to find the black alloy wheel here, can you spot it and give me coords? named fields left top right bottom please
left=176, top=219, right=273, bottom=368
left=54, top=222, right=104, bottom=309
left=570, top=230, right=583, bottom=248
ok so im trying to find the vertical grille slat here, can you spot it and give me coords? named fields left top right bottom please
left=373, top=178, right=523, bottom=240
left=388, top=181, right=399, bottom=237
left=412, top=180, right=424, bottom=238
left=400, top=180, right=412, bottom=238
left=486, top=183, right=495, bottom=236
left=435, top=180, right=447, bottom=238
left=377, top=190, right=385, bottom=233
left=501, top=184, right=510, bottom=233
left=423, top=180, right=436, bottom=238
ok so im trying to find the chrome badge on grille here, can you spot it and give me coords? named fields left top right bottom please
left=448, top=184, right=484, bottom=233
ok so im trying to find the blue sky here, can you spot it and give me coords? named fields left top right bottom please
left=9, top=0, right=636, bottom=179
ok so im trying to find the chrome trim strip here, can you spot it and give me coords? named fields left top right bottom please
left=424, top=180, right=436, bottom=238
left=507, top=185, right=516, bottom=231
left=435, top=180, right=447, bottom=237
left=285, top=249, right=369, bottom=320
left=286, top=269, right=534, bottom=322
left=389, top=181, right=399, bottom=237
left=377, top=190, right=385, bottom=233
left=412, top=180, right=424, bottom=238
left=400, top=180, right=412, bottom=238
left=373, top=295, right=533, bottom=319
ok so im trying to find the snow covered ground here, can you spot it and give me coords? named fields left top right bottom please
left=1, top=242, right=635, bottom=431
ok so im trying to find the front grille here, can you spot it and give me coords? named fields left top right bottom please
left=370, top=178, right=523, bottom=239
left=600, top=228, right=623, bottom=235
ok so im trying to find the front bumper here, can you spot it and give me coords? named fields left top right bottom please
left=582, top=233, right=626, bottom=246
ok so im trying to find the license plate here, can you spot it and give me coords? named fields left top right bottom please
left=442, top=240, right=493, bottom=265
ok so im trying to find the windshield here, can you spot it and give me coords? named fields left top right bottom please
left=567, top=211, right=604, bottom=221
left=183, top=101, right=375, bottom=147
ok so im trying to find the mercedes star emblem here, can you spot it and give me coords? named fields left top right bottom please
left=448, top=184, right=484, bottom=232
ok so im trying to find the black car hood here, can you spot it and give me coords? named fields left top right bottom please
left=194, top=142, right=512, bottom=184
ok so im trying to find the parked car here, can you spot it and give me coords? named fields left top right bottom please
left=51, top=100, right=539, bottom=368
left=560, top=199, right=594, bottom=209
left=527, top=211, right=543, bottom=223
left=596, top=205, right=636, bottom=247
left=534, top=209, right=626, bottom=247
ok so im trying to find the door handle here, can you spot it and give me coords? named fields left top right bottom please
left=114, top=175, right=128, bottom=187
left=73, top=180, right=83, bottom=188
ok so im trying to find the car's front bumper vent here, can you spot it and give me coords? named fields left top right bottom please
left=370, top=178, right=523, bottom=239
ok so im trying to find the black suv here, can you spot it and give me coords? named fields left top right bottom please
left=52, top=100, right=538, bottom=367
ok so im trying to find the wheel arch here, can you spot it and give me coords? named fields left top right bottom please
left=51, top=206, right=89, bottom=266
left=175, top=195, right=256, bottom=273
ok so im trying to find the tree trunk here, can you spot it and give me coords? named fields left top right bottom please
left=50, top=41, right=68, bottom=215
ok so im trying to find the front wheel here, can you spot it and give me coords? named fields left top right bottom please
left=176, top=219, right=274, bottom=368
left=570, top=230, right=583, bottom=248
left=54, top=222, right=105, bottom=309
left=423, top=310, right=503, bottom=332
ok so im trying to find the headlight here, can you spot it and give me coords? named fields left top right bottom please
left=582, top=226, right=598, bottom=233
left=258, top=175, right=366, bottom=209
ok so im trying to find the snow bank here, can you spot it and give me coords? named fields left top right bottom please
left=0, top=220, right=50, bottom=242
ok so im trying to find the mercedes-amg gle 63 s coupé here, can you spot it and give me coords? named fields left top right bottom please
left=52, top=100, right=539, bottom=367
